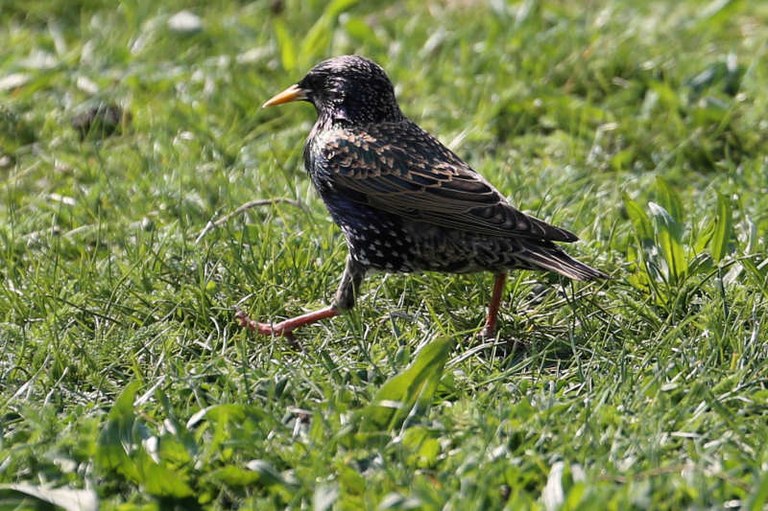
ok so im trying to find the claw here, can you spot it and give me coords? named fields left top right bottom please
left=236, top=309, right=300, bottom=348
left=236, top=309, right=286, bottom=334
left=235, top=309, right=258, bottom=330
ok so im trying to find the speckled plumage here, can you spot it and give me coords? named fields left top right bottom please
left=306, top=120, right=594, bottom=277
left=239, top=55, right=607, bottom=339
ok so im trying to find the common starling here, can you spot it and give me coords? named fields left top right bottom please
left=238, top=55, right=607, bottom=339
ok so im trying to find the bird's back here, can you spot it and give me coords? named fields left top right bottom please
left=306, top=117, right=579, bottom=244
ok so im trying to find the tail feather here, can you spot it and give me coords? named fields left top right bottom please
left=519, top=242, right=608, bottom=281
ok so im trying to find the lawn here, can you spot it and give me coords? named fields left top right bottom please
left=2, top=0, right=768, bottom=509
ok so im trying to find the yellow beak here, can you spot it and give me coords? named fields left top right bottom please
left=262, top=84, right=309, bottom=108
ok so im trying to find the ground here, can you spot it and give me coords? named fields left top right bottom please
left=1, top=0, right=768, bottom=509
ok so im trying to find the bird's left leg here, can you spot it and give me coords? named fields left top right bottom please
left=481, top=272, right=507, bottom=339
left=237, top=255, right=366, bottom=338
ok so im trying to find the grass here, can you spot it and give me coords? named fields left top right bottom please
left=2, top=0, right=768, bottom=509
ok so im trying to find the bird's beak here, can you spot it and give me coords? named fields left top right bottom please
left=262, top=84, right=309, bottom=108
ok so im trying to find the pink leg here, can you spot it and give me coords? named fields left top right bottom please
left=237, top=255, right=365, bottom=343
left=481, top=272, right=507, bottom=338
left=236, top=306, right=339, bottom=338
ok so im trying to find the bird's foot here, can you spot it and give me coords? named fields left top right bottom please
left=236, top=309, right=299, bottom=347
left=236, top=309, right=291, bottom=335
left=235, top=305, right=340, bottom=347
left=479, top=325, right=497, bottom=340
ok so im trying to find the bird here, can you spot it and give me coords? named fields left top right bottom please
left=237, top=55, right=607, bottom=341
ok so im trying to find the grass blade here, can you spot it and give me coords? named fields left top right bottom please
left=273, top=19, right=297, bottom=72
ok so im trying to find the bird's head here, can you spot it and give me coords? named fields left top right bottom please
left=263, top=55, right=403, bottom=125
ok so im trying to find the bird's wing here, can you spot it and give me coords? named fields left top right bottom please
left=315, top=122, right=578, bottom=242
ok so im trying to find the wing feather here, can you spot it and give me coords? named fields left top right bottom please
left=314, top=121, right=578, bottom=242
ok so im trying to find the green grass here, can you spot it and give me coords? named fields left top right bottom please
left=2, top=0, right=768, bottom=509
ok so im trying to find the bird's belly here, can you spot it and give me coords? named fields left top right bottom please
left=340, top=215, right=517, bottom=274
left=399, top=222, right=511, bottom=273
left=323, top=195, right=527, bottom=274
left=339, top=217, right=419, bottom=272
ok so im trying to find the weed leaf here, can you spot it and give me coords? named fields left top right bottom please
left=361, top=336, right=454, bottom=432
left=648, top=201, right=688, bottom=282
left=711, top=193, right=733, bottom=262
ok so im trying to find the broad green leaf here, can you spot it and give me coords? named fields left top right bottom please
left=361, top=336, right=454, bottom=432
left=694, top=217, right=716, bottom=254
left=622, top=194, right=653, bottom=244
left=655, top=177, right=685, bottom=225
left=403, top=427, right=441, bottom=468
left=710, top=193, right=732, bottom=262
left=96, top=381, right=142, bottom=476
left=139, top=452, right=194, bottom=498
left=157, top=435, right=194, bottom=466
left=338, top=464, right=366, bottom=494
left=96, top=383, right=194, bottom=497
left=190, top=404, right=266, bottom=462
left=625, top=244, right=649, bottom=290
left=649, top=201, right=688, bottom=282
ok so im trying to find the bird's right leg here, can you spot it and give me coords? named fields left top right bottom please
left=481, top=272, right=507, bottom=339
left=237, top=255, right=366, bottom=339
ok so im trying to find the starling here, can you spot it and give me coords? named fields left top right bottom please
left=238, top=55, right=607, bottom=339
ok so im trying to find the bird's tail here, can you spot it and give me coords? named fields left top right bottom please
left=519, top=241, right=608, bottom=281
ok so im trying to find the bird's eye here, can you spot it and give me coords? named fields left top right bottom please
left=318, top=78, right=345, bottom=101
left=327, top=77, right=344, bottom=91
